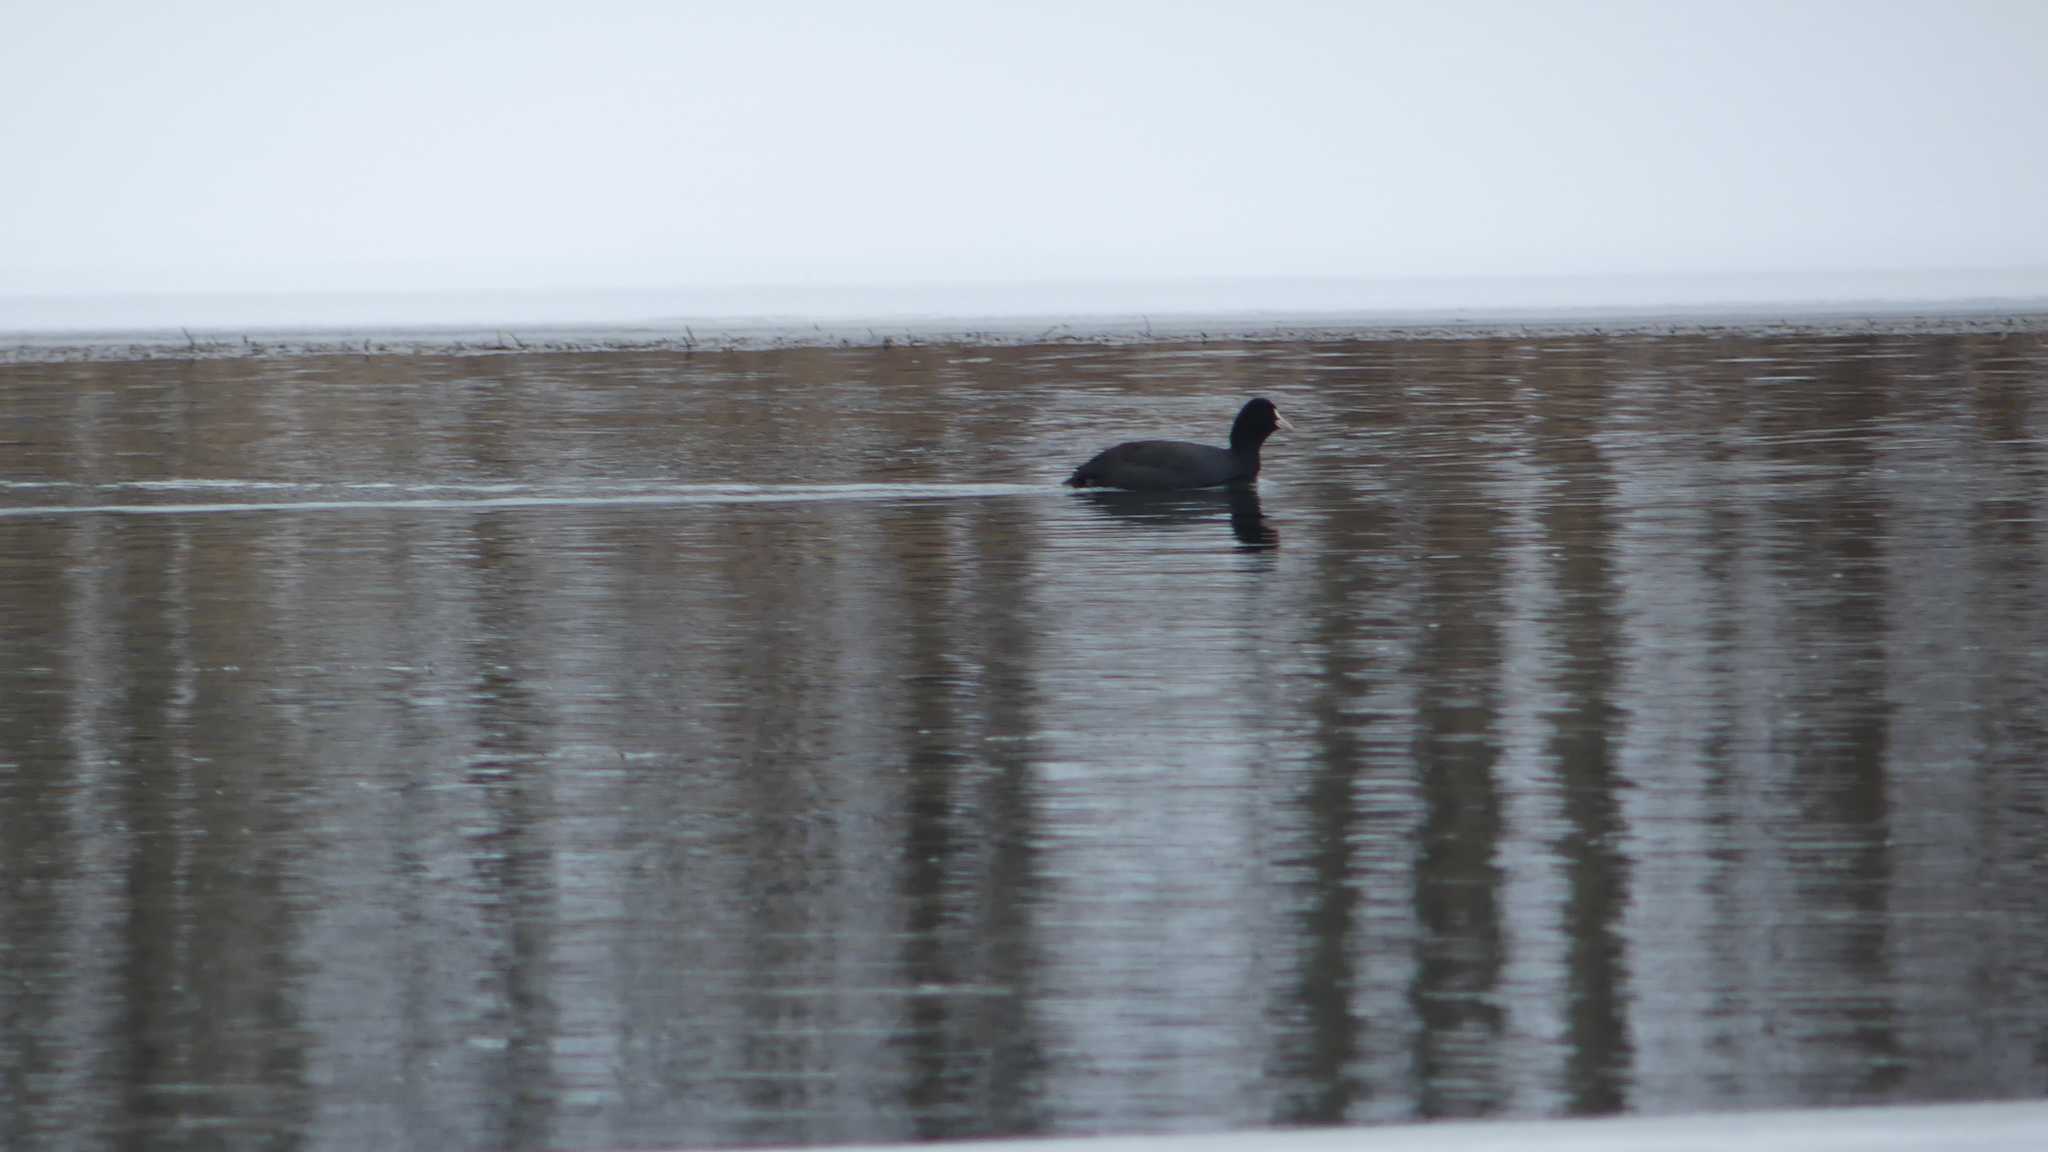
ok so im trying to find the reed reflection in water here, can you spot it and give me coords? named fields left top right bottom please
left=2, top=326, right=2047, bottom=1150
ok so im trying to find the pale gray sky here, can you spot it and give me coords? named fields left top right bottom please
left=4, top=1, right=2046, bottom=321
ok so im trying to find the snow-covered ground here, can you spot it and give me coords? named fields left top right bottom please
left=740, top=1101, right=2048, bottom=1152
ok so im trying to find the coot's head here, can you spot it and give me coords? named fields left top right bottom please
left=1229, top=397, right=1296, bottom=453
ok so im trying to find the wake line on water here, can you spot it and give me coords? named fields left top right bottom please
left=0, top=483, right=1052, bottom=519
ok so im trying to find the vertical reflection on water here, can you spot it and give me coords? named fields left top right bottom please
left=113, top=513, right=188, bottom=1144
left=1872, top=338, right=2048, bottom=1099
left=897, top=508, right=970, bottom=1138
left=1024, top=485, right=1285, bottom=1133
left=36, top=508, right=319, bottom=1146
left=887, top=498, right=1049, bottom=1140
left=1268, top=508, right=1364, bottom=1126
left=1531, top=355, right=1630, bottom=1115
left=1405, top=356, right=1510, bottom=1119
left=1598, top=342, right=1736, bottom=1111
left=1778, top=346, right=1902, bottom=1102
left=1264, top=453, right=1421, bottom=1127
left=466, top=511, right=564, bottom=1149
left=953, top=497, right=1053, bottom=1138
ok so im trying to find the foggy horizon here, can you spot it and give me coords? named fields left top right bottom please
left=6, top=1, right=2046, bottom=329
left=8, top=267, right=2048, bottom=335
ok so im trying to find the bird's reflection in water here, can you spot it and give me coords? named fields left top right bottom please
left=1072, top=485, right=1279, bottom=551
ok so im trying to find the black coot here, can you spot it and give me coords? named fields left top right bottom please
left=1064, top=397, right=1294, bottom=491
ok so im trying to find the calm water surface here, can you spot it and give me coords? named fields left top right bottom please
left=4, top=329, right=2048, bottom=1149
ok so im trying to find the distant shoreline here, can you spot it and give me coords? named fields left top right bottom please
left=5, top=302, right=2046, bottom=365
